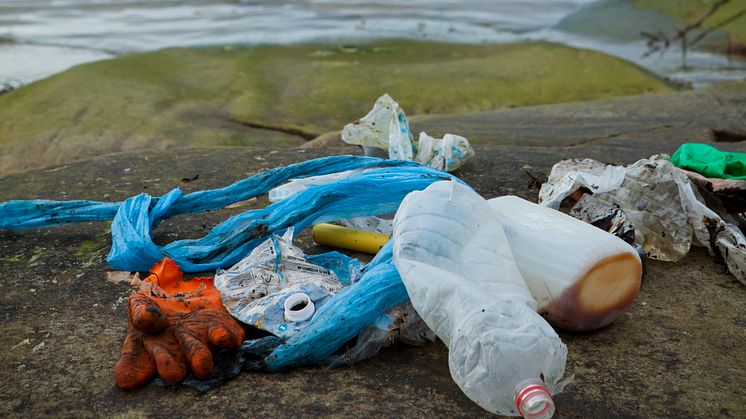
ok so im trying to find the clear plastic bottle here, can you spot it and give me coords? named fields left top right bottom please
left=392, top=181, right=568, bottom=417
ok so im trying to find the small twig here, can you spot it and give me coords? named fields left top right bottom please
left=640, top=0, right=746, bottom=68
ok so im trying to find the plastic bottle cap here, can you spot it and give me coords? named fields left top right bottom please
left=284, top=293, right=315, bottom=322
left=515, top=383, right=555, bottom=419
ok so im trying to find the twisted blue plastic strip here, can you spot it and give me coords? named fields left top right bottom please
left=264, top=242, right=406, bottom=370
left=0, top=156, right=458, bottom=271
left=0, top=156, right=417, bottom=231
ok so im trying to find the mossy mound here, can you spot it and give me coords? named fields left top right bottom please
left=0, top=40, right=673, bottom=174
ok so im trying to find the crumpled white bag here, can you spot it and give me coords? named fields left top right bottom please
left=341, top=93, right=415, bottom=161
left=539, top=155, right=746, bottom=283
left=341, top=94, right=474, bottom=172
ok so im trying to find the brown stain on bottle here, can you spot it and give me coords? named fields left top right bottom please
left=542, top=252, right=642, bottom=331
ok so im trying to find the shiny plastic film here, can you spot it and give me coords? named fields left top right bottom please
left=539, top=155, right=746, bottom=283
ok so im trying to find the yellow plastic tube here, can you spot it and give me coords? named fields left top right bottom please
left=312, top=223, right=390, bottom=255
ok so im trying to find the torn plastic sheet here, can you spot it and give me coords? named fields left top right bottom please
left=416, top=132, right=475, bottom=172
left=568, top=194, right=636, bottom=245
left=678, top=168, right=746, bottom=232
left=340, top=94, right=474, bottom=172
left=221, top=233, right=434, bottom=367
left=539, top=156, right=746, bottom=283
left=0, top=156, right=458, bottom=272
left=341, top=93, right=415, bottom=161
left=326, top=300, right=435, bottom=367
left=260, top=241, right=413, bottom=370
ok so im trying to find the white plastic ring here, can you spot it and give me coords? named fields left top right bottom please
left=284, top=292, right=315, bottom=322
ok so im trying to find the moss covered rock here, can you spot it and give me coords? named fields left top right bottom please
left=0, top=40, right=673, bottom=174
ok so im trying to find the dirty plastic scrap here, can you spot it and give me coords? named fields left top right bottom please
left=540, top=155, right=746, bottom=284
left=214, top=229, right=341, bottom=339
left=341, top=94, right=474, bottom=172
left=393, top=180, right=568, bottom=418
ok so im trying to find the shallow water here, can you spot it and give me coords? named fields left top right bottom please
left=1, top=0, right=744, bottom=87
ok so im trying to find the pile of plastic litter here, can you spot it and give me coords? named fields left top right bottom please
left=2, top=90, right=743, bottom=418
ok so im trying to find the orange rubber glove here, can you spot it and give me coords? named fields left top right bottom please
left=114, top=258, right=245, bottom=389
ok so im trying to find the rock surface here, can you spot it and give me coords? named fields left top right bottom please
left=305, top=81, right=746, bottom=150
left=0, top=41, right=673, bottom=175
left=1, top=140, right=745, bottom=417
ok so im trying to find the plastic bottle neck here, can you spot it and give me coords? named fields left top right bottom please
left=514, top=380, right=555, bottom=419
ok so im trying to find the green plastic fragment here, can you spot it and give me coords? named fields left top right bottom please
left=670, top=143, right=746, bottom=180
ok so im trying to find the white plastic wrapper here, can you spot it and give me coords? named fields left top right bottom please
left=416, top=132, right=475, bottom=172
left=393, top=180, right=568, bottom=417
left=268, top=169, right=364, bottom=202
left=268, top=170, right=393, bottom=235
left=341, top=94, right=474, bottom=171
left=539, top=156, right=746, bottom=284
left=341, top=93, right=415, bottom=161
left=214, top=229, right=341, bottom=338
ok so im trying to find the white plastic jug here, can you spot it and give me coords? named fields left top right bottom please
left=487, top=196, right=642, bottom=331
left=392, top=181, right=568, bottom=418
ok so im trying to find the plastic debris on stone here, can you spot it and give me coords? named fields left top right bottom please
left=340, top=94, right=474, bottom=172
left=0, top=155, right=462, bottom=371
left=0, top=156, right=458, bottom=272
left=416, top=132, right=474, bottom=172
left=214, top=228, right=342, bottom=339
left=341, top=94, right=415, bottom=161
left=540, top=155, right=746, bottom=283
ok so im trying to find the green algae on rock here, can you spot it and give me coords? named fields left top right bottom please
left=0, top=40, right=673, bottom=175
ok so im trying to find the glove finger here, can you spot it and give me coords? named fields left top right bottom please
left=207, top=315, right=245, bottom=348
left=174, top=329, right=213, bottom=380
left=114, top=329, right=156, bottom=389
left=143, top=333, right=188, bottom=384
left=129, top=293, right=169, bottom=334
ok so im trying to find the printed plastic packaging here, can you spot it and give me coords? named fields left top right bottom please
left=214, top=229, right=341, bottom=339
left=540, top=155, right=746, bottom=284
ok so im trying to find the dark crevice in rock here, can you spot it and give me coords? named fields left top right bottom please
left=226, top=118, right=318, bottom=141
left=544, top=123, right=679, bottom=148
left=712, top=128, right=746, bottom=142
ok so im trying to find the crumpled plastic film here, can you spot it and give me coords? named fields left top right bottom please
left=326, top=301, right=435, bottom=367
left=416, top=132, right=475, bottom=172
left=538, top=158, right=626, bottom=209
left=539, top=156, right=746, bottom=283
left=340, top=94, right=475, bottom=172
left=1, top=156, right=414, bottom=232
left=214, top=229, right=342, bottom=339
left=259, top=241, right=415, bottom=370
left=671, top=143, right=746, bottom=180
left=268, top=169, right=394, bottom=235
left=341, top=94, right=415, bottom=161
